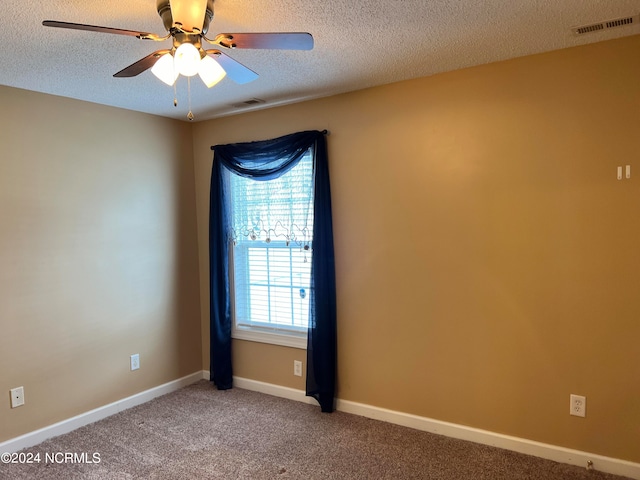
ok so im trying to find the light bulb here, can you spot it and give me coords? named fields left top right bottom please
left=174, top=43, right=201, bottom=77
left=151, top=53, right=178, bottom=86
left=198, top=55, right=226, bottom=88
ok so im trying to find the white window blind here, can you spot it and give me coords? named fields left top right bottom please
left=228, top=150, right=314, bottom=345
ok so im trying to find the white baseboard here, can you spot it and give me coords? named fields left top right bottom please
left=0, top=371, right=203, bottom=454
left=230, top=374, right=640, bottom=480
left=232, top=376, right=318, bottom=405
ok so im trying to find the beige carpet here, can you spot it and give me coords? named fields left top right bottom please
left=0, top=380, right=632, bottom=479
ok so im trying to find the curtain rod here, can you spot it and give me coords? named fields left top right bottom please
left=210, top=130, right=329, bottom=150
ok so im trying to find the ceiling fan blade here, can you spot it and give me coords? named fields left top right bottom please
left=113, top=50, right=171, bottom=77
left=206, top=50, right=259, bottom=84
left=170, top=0, right=207, bottom=32
left=43, top=20, right=157, bottom=39
left=212, top=33, right=313, bottom=50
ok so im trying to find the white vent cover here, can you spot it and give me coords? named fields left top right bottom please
left=572, top=14, right=639, bottom=35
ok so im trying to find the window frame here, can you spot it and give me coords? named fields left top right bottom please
left=228, top=150, right=314, bottom=350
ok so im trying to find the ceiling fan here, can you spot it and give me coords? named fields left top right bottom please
left=43, top=0, right=313, bottom=90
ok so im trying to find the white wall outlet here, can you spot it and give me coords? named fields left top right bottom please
left=130, top=353, right=140, bottom=371
left=570, top=394, right=586, bottom=417
left=10, top=386, right=25, bottom=408
left=293, top=360, right=303, bottom=377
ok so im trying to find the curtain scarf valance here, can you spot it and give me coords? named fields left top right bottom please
left=209, top=130, right=337, bottom=412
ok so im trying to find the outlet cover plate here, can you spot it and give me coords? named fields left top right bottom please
left=10, top=386, right=25, bottom=408
left=130, top=354, right=140, bottom=371
left=294, top=360, right=302, bottom=377
left=570, top=394, right=586, bottom=417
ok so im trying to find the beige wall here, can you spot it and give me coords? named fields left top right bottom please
left=0, top=87, right=202, bottom=441
left=192, top=34, right=640, bottom=462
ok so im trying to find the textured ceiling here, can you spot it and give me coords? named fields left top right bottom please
left=1, top=0, right=639, bottom=122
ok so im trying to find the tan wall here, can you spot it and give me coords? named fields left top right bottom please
left=192, top=34, right=640, bottom=462
left=0, top=87, right=202, bottom=441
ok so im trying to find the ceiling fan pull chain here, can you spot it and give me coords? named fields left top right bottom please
left=187, top=77, right=194, bottom=121
left=173, top=80, right=178, bottom=107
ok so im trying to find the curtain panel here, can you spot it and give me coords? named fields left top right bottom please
left=209, top=130, right=337, bottom=412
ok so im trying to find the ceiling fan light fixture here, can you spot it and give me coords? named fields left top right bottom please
left=44, top=1, right=314, bottom=110
left=151, top=53, right=178, bottom=85
left=199, top=55, right=226, bottom=88
left=174, top=42, right=201, bottom=77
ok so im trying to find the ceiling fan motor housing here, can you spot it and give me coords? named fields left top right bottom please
left=173, top=32, right=203, bottom=54
left=156, top=0, right=215, bottom=34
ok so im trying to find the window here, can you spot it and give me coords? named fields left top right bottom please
left=228, top=150, right=314, bottom=348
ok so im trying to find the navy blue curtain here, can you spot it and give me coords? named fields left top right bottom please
left=209, top=130, right=336, bottom=412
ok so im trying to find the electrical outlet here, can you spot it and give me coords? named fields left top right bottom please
left=10, top=386, right=25, bottom=408
left=130, top=354, right=140, bottom=371
left=293, top=360, right=303, bottom=377
left=570, top=394, right=586, bottom=417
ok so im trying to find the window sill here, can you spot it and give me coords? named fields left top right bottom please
left=232, top=328, right=307, bottom=350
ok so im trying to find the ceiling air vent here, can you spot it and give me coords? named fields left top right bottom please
left=232, top=98, right=266, bottom=108
left=572, top=14, right=639, bottom=35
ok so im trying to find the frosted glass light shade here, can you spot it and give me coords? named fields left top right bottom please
left=174, top=43, right=201, bottom=77
left=151, top=53, right=178, bottom=86
left=198, top=55, right=226, bottom=88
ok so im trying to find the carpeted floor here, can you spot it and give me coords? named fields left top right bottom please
left=0, top=380, right=633, bottom=479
